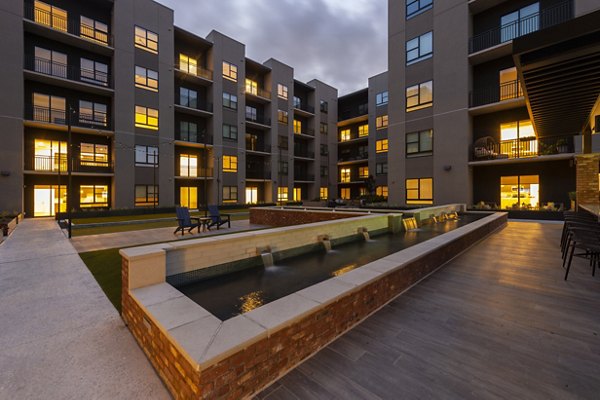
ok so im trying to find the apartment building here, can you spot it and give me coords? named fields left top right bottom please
left=0, top=0, right=338, bottom=217
left=387, top=0, right=600, bottom=209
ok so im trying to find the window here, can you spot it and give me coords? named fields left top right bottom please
left=223, top=92, right=238, bottom=110
left=376, top=162, right=388, bottom=175
left=406, top=178, right=433, bottom=204
left=135, top=66, right=158, bottom=91
left=500, top=175, right=539, bottom=209
left=358, top=166, right=369, bottom=179
left=406, top=31, right=433, bottom=65
left=340, top=168, right=351, bottom=183
left=179, top=154, right=198, bottom=177
left=34, top=1, right=67, bottom=31
left=376, top=115, right=389, bottom=130
left=223, top=155, right=238, bottom=172
left=246, top=106, right=257, bottom=121
left=358, top=125, right=369, bottom=137
left=222, top=61, right=238, bottom=81
left=277, top=187, right=288, bottom=202
left=80, top=16, right=108, bottom=44
left=278, top=136, right=289, bottom=150
left=33, top=93, right=66, bottom=124
left=293, top=188, right=302, bottom=202
left=406, top=81, right=433, bottom=112
left=179, top=54, right=197, bottom=75
left=340, top=129, right=351, bottom=142
left=135, top=145, right=158, bottom=165
left=293, top=119, right=302, bottom=134
left=80, top=143, right=108, bottom=166
left=34, top=47, right=67, bottom=78
left=499, top=67, right=523, bottom=100
left=501, top=3, right=540, bottom=43
left=376, top=186, right=389, bottom=198
left=180, top=87, right=198, bottom=108
left=340, top=188, right=351, bottom=200
left=180, top=187, right=198, bottom=209
left=277, top=84, right=288, bottom=100
left=376, top=139, right=389, bottom=153
left=79, top=101, right=107, bottom=127
left=320, top=123, right=328, bottom=134
left=293, top=96, right=302, bottom=109
left=135, top=185, right=158, bottom=207
left=320, top=100, right=329, bottom=113
left=279, top=161, right=288, bottom=174
left=246, top=187, right=258, bottom=205
left=320, top=166, right=328, bottom=177
left=376, top=91, right=389, bottom=106
left=223, top=186, right=238, bottom=203
left=406, top=129, right=433, bottom=156
left=500, top=120, right=536, bottom=158
left=406, top=0, right=433, bottom=19
left=180, top=121, right=198, bottom=142
left=320, top=187, right=328, bottom=200
left=245, top=79, right=258, bottom=96
left=134, top=26, right=158, bottom=54
left=80, top=185, right=108, bottom=208
left=223, top=124, right=238, bottom=140
left=278, top=110, right=288, bottom=124
left=135, top=106, right=158, bottom=130
left=81, top=58, right=108, bottom=86
left=34, top=139, right=66, bottom=172
left=320, top=144, right=329, bottom=156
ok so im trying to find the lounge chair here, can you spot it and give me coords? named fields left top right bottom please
left=174, top=206, right=201, bottom=236
left=207, top=205, right=231, bottom=230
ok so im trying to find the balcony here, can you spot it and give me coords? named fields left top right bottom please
left=470, top=80, right=523, bottom=110
left=246, top=143, right=271, bottom=154
left=174, top=100, right=213, bottom=117
left=244, top=87, right=271, bottom=102
left=246, top=170, right=272, bottom=180
left=293, top=102, right=315, bottom=116
left=472, top=134, right=574, bottom=163
left=175, top=134, right=214, bottom=147
left=175, top=63, right=213, bottom=84
left=338, top=152, right=369, bottom=164
left=294, top=128, right=315, bottom=137
left=176, top=168, right=214, bottom=179
left=245, top=114, right=271, bottom=129
left=294, top=148, right=315, bottom=159
left=25, top=105, right=112, bottom=131
left=25, top=154, right=114, bottom=174
left=294, top=173, right=315, bottom=182
left=469, top=1, right=573, bottom=54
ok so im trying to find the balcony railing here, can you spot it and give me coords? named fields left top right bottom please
left=177, top=168, right=214, bottom=178
left=246, top=143, right=271, bottom=153
left=293, top=103, right=315, bottom=114
left=175, top=64, right=213, bottom=81
left=175, top=99, right=213, bottom=113
left=295, top=128, right=315, bottom=137
left=246, top=170, right=272, bottom=180
left=25, top=154, right=114, bottom=173
left=294, top=173, right=315, bottom=181
left=469, top=1, right=573, bottom=54
left=24, top=1, right=113, bottom=47
left=176, top=134, right=214, bottom=145
left=245, top=114, right=271, bottom=126
left=25, top=105, right=112, bottom=130
left=245, top=87, right=271, bottom=100
left=25, top=56, right=111, bottom=87
left=338, top=152, right=369, bottom=163
left=294, top=148, right=315, bottom=159
left=472, top=134, right=574, bottom=161
left=470, top=80, right=522, bottom=107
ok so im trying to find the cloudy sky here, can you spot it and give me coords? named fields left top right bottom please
left=160, top=0, right=388, bottom=95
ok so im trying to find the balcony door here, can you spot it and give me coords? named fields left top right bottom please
left=246, top=186, right=258, bottom=204
left=500, top=175, right=539, bottom=210
left=34, top=139, right=66, bottom=171
left=500, top=120, right=536, bottom=158
left=34, top=185, right=66, bottom=217
left=499, top=67, right=523, bottom=100
left=501, top=3, right=539, bottom=42
left=180, top=187, right=198, bottom=209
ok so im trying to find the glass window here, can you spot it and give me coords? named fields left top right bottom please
left=135, top=145, right=158, bottom=165
left=320, top=187, right=328, bottom=201
left=376, top=186, right=389, bottom=198
left=222, top=61, right=238, bottom=81
left=376, top=115, right=389, bottom=130
left=340, top=188, right=351, bottom=200
left=135, top=106, right=158, bottom=130
left=320, top=166, right=328, bottom=177
left=79, top=100, right=107, bottom=127
left=180, top=186, right=198, bottom=209
left=376, top=162, right=388, bottom=175
left=376, top=139, right=389, bottom=153
left=406, top=178, right=433, bottom=204
left=320, top=100, right=329, bottom=113
left=340, top=129, right=351, bottom=142
left=179, top=54, right=197, bottom=75
left=80, top=185, right=108, bottom=208
left=179, top=154, right=198, bottom=177
left=278, top=110, right=288, bottom=124
left=277, top=187, right=288, bottom=202
left=135, top=185, right=158, bottom=207
left=80, top=16, right=108, bottom=44
left=320, top=123, right=328, bottom=134
left=406, top=129, right=433, bottom=156
left=33, top=139, right=66, bottom=172
left=293, top=119, right=302, bottom=134
left=34, top=47, right=67, bottom=78
left=223, top=186, right=238, bottom=203
left=134, top=26, right=158, bottom=54
left=406, top=31, right=433, bottom=65
left=499, top=120, right=536, bottom=158
left=358, top=124, right=369, bottom=137
left=80, top=58, right=108, bottom=86
left=135, top=66, right=158, bottom=91
left=180, top=87, right=198, bottom=108
left=277, top=84, right=288, bottom=100
left=500, top=175, right=539, bottom=209
left=406, top=81, right=433, bottom=112
left=223, top=155, right=238, bottom=172
left=320, top=144, right=329, bottom=156
left=501, top=3, right=539, bottom=43
left=223, top=124, right=238, bottom=140
left=245, top=79, right=258, bottom=96
left=279, top=161, right=288, bottom=174
left=406, top=0, right=433, bottom=19
left=358, top=166, right=369, bottom=179
left=180, top=121, right=198, bottom=142
left=376, top=91, right=389, bottom=106
left=245, top=106, right=257, bottom=121
left=499, top=67, right=523, bottom=100
left=80, top=143, right=108, bottom=166
left=33, top=93, right=66, bottom=124
left=223, top=92, right=238, bottom=110
left=340, top=168, right=351, bottom=183
left=34, top=1, right=67, bottom=31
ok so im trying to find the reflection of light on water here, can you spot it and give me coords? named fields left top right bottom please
left=239, top=291, right=264, bottom=314
left=332, top=263, right=357, bottom=277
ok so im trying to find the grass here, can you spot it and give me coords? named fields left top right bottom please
left=73, top=209, right=248, bottom=224
left=79, top=248, right=122, bottom=312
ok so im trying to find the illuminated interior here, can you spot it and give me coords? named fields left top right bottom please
left=500, top=175, right=539, bottom=209
left=277, top=187, right=288, bottom=202
left=293, top=187, right=302, bottom=202
left=340, top=168, right=351, bottom=183
left=80, top=143, right=108, bottom=166
left=406, top=178, right=433, bottom=205
left=179, top=154, right=198, bottom=177
left=500, top=120, right=536, bottom=157
left=358, top=166, right=369, bottom=179
left=245, top=79, right=258, bottom=96
left=320, top=187, right=328, bottom=200
left=180, top=54, right=197, bottom=75
left=34, top=139, right=66, bottom=171
left=33, top=185, right=66, bottom=217
left=376, top=139, right=388, bottom=153
left=499, top=67, right=523, bottom=100
left=80, top=185, right=108, bottom=208
left=180, top=186, right=198, bottom=209
left=293, top=120, right=302, bottom=134
left=135, top=106, right=159, bottom=130
left=340, top=188, right=351, bottom=200
left=34, top=1, right=67, bottom=32
left=222, top=155, right=237, bottom=173
left=339, top=129, right=351, bottom=142
left=245, top=186, right=258, bottom=204
left=358, top=124, right=369, bottom=137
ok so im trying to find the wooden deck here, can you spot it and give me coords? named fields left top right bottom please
left=256, top=221, right=600, bottom=399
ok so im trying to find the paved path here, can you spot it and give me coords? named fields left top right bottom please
left=258, top=221, right=600, bottom=399
left=71, top=219, right=267, bottom=253
left=0, top=219, right=171, bottom=399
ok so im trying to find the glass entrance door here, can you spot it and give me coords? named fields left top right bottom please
left=245, top=186, right=258, bottom=204
left=34, top=185, right=66, bottom=217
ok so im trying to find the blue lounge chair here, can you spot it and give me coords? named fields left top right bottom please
left=207, top=205, right=231, bottom=230
left=174, top=206, right=201, bottom=236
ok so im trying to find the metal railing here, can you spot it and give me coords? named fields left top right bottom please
left=246, top=170, right=272, bottom=180
left=472, top=134, right=574, bottom=160
left=25, top=56, right=111, bottom=87
left=25, top=154, right=114, bottom=173
left=470, top=79, right=522, bottom=107
left=294, top=102, right=315, bottom=114
left=176, top=133, right=213, bottom=145
left=177, top=167, right=214, bottom=178
left=24, top=2, right=113, bottom=47
left=245, top=114, right=271, bottom=126
left=175, top=99, right=213, bottom=113
left=175, top=64, right=213, bottom=81
left=246, top=143, right=271, bottom=153
left=295, top=128, right=315, bottom=137
left=26, top=105, right=112, bottom=130
left=245, top=87, right=272, bottom=100
left=338, top=152, right=369, bottom=162
left=294, top=173, right=315, bottom=181
left=294, top=148, right=315, bottom=159
left=469, top=1, right=573, bottom=54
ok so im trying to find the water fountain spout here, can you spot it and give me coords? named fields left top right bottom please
left=257, top=246, right=274, bottom=267
left=357, top=227, right=370, bottom=241
left=318, top=235, right=332, bottom=252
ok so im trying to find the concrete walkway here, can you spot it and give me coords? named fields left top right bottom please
left=71, top=219, right=267, bottom=253
left=0, top=219, right=171, bottom=399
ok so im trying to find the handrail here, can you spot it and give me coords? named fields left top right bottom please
left=25, top=55, right=111, bottom=87
left=470, top=79, right=522, bottom=107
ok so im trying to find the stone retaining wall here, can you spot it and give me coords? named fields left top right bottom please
left=249, top=207, right=363, bottom=227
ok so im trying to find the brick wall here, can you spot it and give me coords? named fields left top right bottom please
left=249, top=208, right=362, bottom=227
left=576, top=154, right=600, bottom=208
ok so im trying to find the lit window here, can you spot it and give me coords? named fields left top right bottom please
left=81, top=58, right=108, bottom=86
left=406, top=0, right=433, bottom=19
left=376, top=162, right=388, bottom=175
left=406, top=81, right=433, bottom=112
left=360, top=187, right=368, bottom=196
left=340, top=129, right=351, bottom=142
left=245, top=79, right=258, bottom=96
left=320, top=123, right=328, bottom=134
left=180, top=186, right=198, bottom=209
left=223, top=92, right=238, bottom=110
left=499, top=67, right=523, bottom=100
left=34, top=1, right=67, bottom=31
left=223, top=186, right=238, bottom=203
left=223, top=124, right=238, bottom=140
left=340, top=188, right=351, bottom=200
left=406, top=129, right=433, bottom=156
left=135, top=106, right=158, bottom=130
left=222, top=61, right=238, bottom=82
left=499, top=120, right=536, bottom=158
left=500, top=175, right=539, bottom=209
left=294, top=120, right=302, bottom=134
left=34, top=47, right=67, bottom=78
left=179, top=154, right=198, bottom=177
left=135, top=66, right=158, bottom=91
left=79, top=100, right=107, bottom=127
left=358, top=166, right=369, bottom=179
left=223, top=155, right=238, bottom=172
left=340, top=168, right=351, bottom=183
left=135, top=145, right=158, bottom=165
left=33, top=139, right=66, bottom=172
left=278, top=110, right=288, bottom=124
left=358, top=125, right=369, bottom=137
left=293, top=188, right=302, bottom=202
left=180, top=87, right=198, bottom=108
left=376, top=115, right=388, bottom=130
left=376, top=139, right=388, bottom=153
left=135, top=185, right=158, bottom=207
left=320, top=187, right=328, bottom=200
left=406, top=31, right=433, bottom=65
left=134, top=26, right=158, bottom=54
left=80, top=16, right=108, bottom=44
left=277, top=187, right=288, bottom=202
left=277, top=84, right=288, bottom=100
left=33, top=93, right=66, bottom=124
left=406, top=178, right=433, bottom=204
left=376, top=91, right=389, bottom=106
left=180, top=121, right=198, bottom=142
left=80, top=143, right=108, bottom=166
left=80, top=185, right=108, bottom=208
left=179, top=54, right=197, bottom=75
left=376, top=186, right=389, bottom=198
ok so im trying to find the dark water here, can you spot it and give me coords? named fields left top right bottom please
left=177, top=213, right=486, bottom=320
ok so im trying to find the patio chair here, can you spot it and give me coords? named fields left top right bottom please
left=207, top=205, right=231, bottom=230
left=174, top=206, right=201, bottom=236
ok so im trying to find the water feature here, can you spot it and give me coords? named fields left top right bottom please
left=403, top=217, right=419, bottom=231
left=319, top=235, right=332, bottom=252
left=260, top=252, right=274, bottom=268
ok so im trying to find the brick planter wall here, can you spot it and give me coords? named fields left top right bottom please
left=576, top=154, right=600, bottom=208
left=249, top=208, right=362, bottom=227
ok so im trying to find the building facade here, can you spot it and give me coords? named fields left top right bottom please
left=0, top=0, right=338, bottom=217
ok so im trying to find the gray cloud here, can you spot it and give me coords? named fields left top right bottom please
left=159, top=0, right=387, bottom=95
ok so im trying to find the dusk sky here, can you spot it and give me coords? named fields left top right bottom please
left=159, top=0, right=388, bottom=95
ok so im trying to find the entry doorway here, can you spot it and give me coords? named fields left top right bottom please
left=34, top=185, right=66, bottom=217
left=246, top=186, right=258, bottom=204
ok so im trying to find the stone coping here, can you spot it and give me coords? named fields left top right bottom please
left=128, top=212, right=505, bottom=371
